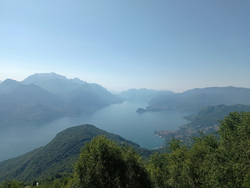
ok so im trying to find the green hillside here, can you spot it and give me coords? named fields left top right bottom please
left=185, top=104, right=250, bottom=128
left=0, top=124, right=151, bottom=183
left=155, top=104, right=250, bottom=146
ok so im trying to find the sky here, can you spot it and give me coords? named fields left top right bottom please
left=0, top=0, right=250, bottom=93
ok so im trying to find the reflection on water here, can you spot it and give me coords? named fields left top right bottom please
left=0, top=101, right=191, bottom=162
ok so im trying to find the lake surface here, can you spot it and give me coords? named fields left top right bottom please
left=0, top=101, right=192, bottom=162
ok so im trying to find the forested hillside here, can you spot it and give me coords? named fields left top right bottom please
left=0, top=124, right=151, bottom=183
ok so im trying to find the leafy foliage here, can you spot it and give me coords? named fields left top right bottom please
left=0, top=180, right=24, bottom=188
left=148, top=111, right=250, bottom=188
left=210, top=111, right=250, bottom=187
left=71, top=136, right=152, bottom=188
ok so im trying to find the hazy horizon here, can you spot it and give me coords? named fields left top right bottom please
left=1, top=1, right=250, bottom=92
left=1, top=72, right=250, bottom=94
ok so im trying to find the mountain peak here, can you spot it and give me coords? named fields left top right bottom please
left=23, top=72, right=68, bottom=83
left=1, top=78, right=19, bottom=84
left=0, top=79, right=22, bottom=94
left=22, top=73, right=82, bottom=95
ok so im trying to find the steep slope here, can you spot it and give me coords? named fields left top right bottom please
left=184, top=104, right=250, bottom=128
left=0, top=79, right=22, bottom=94
left=0, top=73, right=122, bottom=124
left=22, top=73, right=122, bottom=115
left=64, top=83, right=122, bottom=115
left=147, top=86, right=250, bottom=112
left=22, top=72, right=86, bottom=96
left=0, top=124, right=151, bottom=183
left=0, top=80, right=64, bottom=124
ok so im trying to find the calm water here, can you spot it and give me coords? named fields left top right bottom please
left=0, top=101, right=191, bottom=162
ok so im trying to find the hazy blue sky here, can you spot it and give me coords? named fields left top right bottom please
left=0, top=0, right=249, bottom=92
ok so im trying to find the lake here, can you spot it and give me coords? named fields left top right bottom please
left=0, top=101, right=192, bottom=162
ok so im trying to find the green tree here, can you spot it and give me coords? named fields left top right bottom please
left=148, top=138, right=190, bottom=188
left=0, top=180, right=23, bottom=188
left=148, top=152, right=171, bottom=188
left=148, top=112, right=250, bottom=188
left=71, top=136, right=152, bottom=188
left=188, top=134, right=219, bottom=188
left=167, top=143, right=189, bottom=188
left=210, top=111, right=250, bottom=187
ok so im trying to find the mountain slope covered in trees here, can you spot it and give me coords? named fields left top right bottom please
left=0, top=124, right=151, bottom=183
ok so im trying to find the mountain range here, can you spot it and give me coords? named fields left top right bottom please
left=0, top=124, right=151, bottom=183
left=142, top=86, right=250, bottom=112
left=0, top=73, right=122, bottom=125
left=2, top=73, right=250, bottom=125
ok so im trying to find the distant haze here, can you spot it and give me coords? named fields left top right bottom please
left=1, top=1, right=250, bottom=92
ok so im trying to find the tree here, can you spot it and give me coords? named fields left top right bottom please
left=188, top=134, right=219, bottom=188
left=147, top=152, right=171, bottom=188
left=209, top=111, right=250, bottom=187
left=148, top=112, right=250, bottom=188
left=71, top=136, right=152, bottom=188
left=0, top=180, right=23, bottom=188
left=148, top=138, right=190, bottom=188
